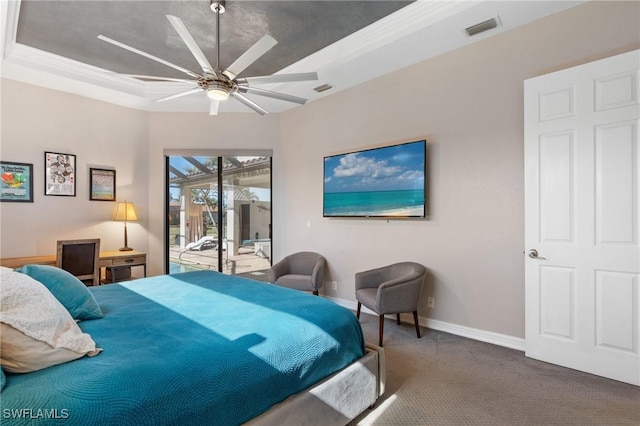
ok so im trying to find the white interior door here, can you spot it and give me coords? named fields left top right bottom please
left=524, top=50, right=639, bottom=385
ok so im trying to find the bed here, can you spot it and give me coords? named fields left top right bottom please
left=0, top=268, right=384, bottom=425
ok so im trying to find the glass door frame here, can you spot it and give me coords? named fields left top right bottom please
left=163, top=148, right=273, bottom=275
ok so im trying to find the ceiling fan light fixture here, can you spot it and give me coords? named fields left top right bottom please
left=207, top=85, right=229, bottom=101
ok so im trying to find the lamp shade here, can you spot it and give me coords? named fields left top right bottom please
left=113, top=202, right=138, bottom=222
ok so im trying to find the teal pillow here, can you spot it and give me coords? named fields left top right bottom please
left=16, top=264, right=103, bottom=320
left=0, top=367, right=5, bottom=391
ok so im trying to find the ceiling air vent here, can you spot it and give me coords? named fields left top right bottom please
left=465, top=17, right=499, bottom=37
left=313, top=84, right=333, bottom=93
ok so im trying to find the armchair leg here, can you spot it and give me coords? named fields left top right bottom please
left=379, top=315, right=385, bottom=347
left=356, top=302, right=361, bottom=319
left=396, top=313, right=401, bottom=325
left=413, top=311, right=421, bottom=338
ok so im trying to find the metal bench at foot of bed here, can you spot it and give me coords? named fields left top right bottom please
left=245, top=343, right=386, bottom=426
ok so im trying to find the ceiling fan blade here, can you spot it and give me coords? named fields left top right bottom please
left=98, top=35, right=201, bottom=79
left=230, top=92, right=268, bottom=116
left=237, top=86, right=307, bottom=105
left=209, top=99, right=219, bottom=116
left=223, top=35, right=277, bottom=80
left=237, top=72, right=318, bottom=86
left=155, top=87, right=202, bottom=103
left=166, top=15, right=216, bottom=76
left=123, top=74, right=196, bottom=83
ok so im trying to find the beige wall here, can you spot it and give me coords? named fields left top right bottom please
left=0, top=80, right=149, bottom=257
left=277, top=1, right=640, bottom=339
left=145, top=112, right=281, bottom=276
left=1, top=1, right=638, bottom=341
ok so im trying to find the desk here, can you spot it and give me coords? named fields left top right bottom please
left=0, top=250, right=147, bottom=283
left=99, top=251, right=147, bottom=283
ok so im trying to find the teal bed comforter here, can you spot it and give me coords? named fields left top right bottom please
left=1, top=271, right=365, bottom=425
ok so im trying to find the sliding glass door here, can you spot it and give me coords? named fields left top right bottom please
left=166, top=154, right=271, bottom=281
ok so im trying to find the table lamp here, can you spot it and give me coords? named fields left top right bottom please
left=113, top=201, right=138, bottom=251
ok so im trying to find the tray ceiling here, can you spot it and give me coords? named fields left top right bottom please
left=1, top=1, right=586, bottom=114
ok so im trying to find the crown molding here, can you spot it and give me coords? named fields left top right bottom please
left=1, top=0, right=20, bottom=60
left=279, top=0, right=481, bottom=76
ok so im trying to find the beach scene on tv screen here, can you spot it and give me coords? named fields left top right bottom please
left=323, top=140, right=425, bottom=217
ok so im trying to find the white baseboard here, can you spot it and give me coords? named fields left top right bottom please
left=326, top=296, right=525, bottom=352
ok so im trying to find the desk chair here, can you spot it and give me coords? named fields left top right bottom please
left=56, top=239, right=101, bottom=286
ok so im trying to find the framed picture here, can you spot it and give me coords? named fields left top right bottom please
left=0, top=161, right=34, bottom=202
left=45, top=152, right=76, bottom=196
left=90, top=168, right=116, bottom=201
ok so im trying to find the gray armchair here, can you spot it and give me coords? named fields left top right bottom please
left=355, top=262, right=426, bottom=346
left=270, top=252, right=326, bottom=295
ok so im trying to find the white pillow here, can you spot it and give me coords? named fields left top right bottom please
left=0, top=268, right=101, bottom=373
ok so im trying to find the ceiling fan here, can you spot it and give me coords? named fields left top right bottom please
left=98, top=0, right=318, bottom=115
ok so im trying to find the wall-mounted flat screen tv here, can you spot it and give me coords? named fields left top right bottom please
left=323, top=140, right=426, bottom=218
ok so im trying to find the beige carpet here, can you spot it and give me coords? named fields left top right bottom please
left=350, top=313, right=640, bottom=426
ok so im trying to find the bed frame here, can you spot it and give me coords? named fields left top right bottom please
left=248, top=343, right=385, bottom=425
left=3, top=266, right=386, bottom=426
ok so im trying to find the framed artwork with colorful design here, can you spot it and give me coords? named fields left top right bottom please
left=90, top=168, right=116, bottom=201
left=0, top=161, right=34, bottom=202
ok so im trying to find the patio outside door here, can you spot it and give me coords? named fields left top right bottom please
left=166, top=154, right=272, bottom=280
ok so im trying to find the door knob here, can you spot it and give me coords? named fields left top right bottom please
left=528, top=249, right=547, bottom=260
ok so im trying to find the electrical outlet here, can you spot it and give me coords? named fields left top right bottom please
left=427, top=297, right=435, bottom=308
left=331, top=281, right=337, bottom=291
